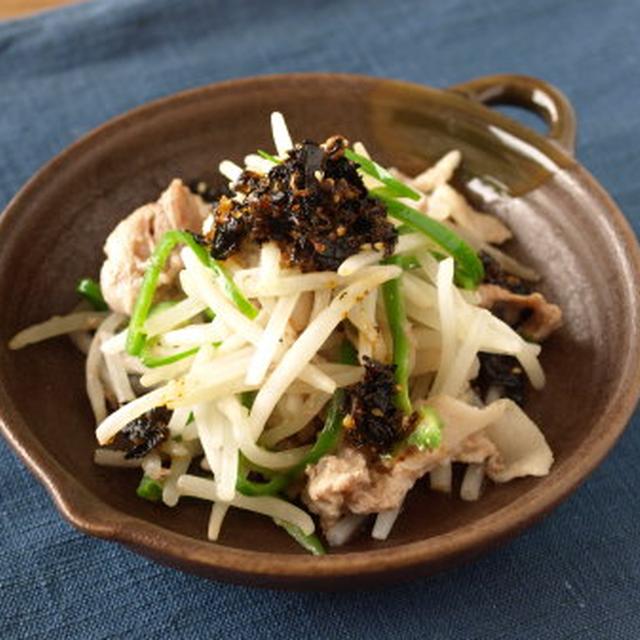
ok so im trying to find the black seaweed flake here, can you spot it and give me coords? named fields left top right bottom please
left=344, top=357, right=405, bottom=453
left=480, top=251, right=531, bottom=295
left=473, top=353, right=526, bottom=406
left=187, top=179, right=230, bottom=204
left=208, top=196, right=252, bottom=259
left=205, top=137, right=397, bottom=271
left=120, top=407, right=171, bottom=459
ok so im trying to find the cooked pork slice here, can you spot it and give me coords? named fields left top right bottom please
left=478, top=284, right=562, bottom=342
left=428, top=184, right=512, bottom=245
left=455, top=433, right=498, bottom=464
left=304, top=396, right=553, bottom=531
left=304, top=444, right=445, bottom=530
left=100, top=180, right=210, bottom=315
left=304, top=396, right=466, bottom=529
left=304, top=447, right=371, bottom=526
left=304, top=437, right=498, bottom=530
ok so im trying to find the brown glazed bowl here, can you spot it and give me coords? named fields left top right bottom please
left=0, top=73, right=639, bottom=589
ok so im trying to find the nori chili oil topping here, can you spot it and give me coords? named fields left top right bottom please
left=119, top=407, right=171, bottom=459
left=204, top=136, right=398, bottom=271
left=473, top=352, right=526, bottom=406
left=344, top=357, right=405, bottom=454
left=480, top=251, right=531, bottom=295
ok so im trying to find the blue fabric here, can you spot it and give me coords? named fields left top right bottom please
left=1, top=0, right=639, bottom=637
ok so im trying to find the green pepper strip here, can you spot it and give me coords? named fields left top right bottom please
left=339, top=338, right=359, bottom=365
left=344, top=149, right=421, bottom=201
left=236, top=389, right=345, bottom=497
left=384, top=254, right=420, bottom=271
left=76, top=278, right=108, bottom=311
left=140, top=346, right=200, bottom=368
left=139, top=325, right=221, bottom=367
left=240, top=390, right=258, bottom=410
left=126, top=230, right=258, bottom=356
left=235, top=470, right=286, bottom=498
left=373, top=190, right=484, bottom=289
left=381, top=264, right=412, bottom=415
left=391, top=406, right=443, bottom=459
left=273, top=518, right=326, bottom=556
left=238, top=452, right=276, bottom=479
left=397, top=224, right=415, bottom=236
left=407, top=406, right=443, bottom=451
left=136, top=475, right=163, bottom=502
left=149, top=300, right=179, bottom=316
left=257, top=149, right=281, bottom=164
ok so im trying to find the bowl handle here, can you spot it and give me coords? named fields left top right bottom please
left=449, top=74, right=577, bottom=155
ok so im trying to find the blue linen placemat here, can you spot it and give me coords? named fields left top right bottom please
left=1, top=1, right=639, bottom=638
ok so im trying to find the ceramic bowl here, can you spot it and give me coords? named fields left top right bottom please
left=1, top=73, right=639, bottom=588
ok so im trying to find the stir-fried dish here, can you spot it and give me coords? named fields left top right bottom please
left=10, top=113, right=562, bottom=554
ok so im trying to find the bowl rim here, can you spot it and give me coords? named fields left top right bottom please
left=1, top=72, right=640, bottom=585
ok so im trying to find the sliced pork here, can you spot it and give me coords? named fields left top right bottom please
left=304, top=396, right=553, bottom=530
left=100, top=180, right=210, bottom=315
left=478, top=284, right=562, bottom=342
